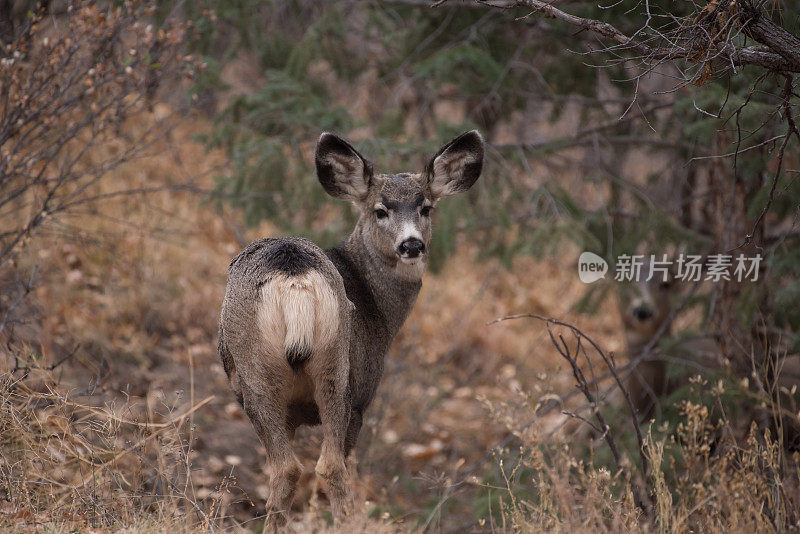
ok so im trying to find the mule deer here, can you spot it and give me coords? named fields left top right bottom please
left=619, top=257, right=800, bottom=451
left=620, top=264, right=675, bottom=419
left=217, top=131, right=484, bottom=525
left=620, top=258, right=726, bottom=419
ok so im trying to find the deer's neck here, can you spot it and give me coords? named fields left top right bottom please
left=332, top=225, right=422, bottom=338
left=624, top=319, right=673, bottom=357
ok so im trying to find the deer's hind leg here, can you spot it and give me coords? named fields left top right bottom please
left=308, top=335, right=353, bottom=521
left=239, top=367, right=301, bottom=529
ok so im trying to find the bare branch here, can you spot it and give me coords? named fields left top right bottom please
left=729, top=75, right=797, bottom=251
left=0, top=1, right=197, bottom=268
left=488, top=313, right=653, bottom=512
left=476, top=0, right=800, bottom=74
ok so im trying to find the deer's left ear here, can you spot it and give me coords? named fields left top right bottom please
left=315, top=132, right=373, bottom=202
left=425, top=130, right=484, bottom=200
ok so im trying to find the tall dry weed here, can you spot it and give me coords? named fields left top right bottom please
left=0, top=363, right=221, bottom=532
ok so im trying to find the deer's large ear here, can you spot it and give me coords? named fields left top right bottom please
left=315, top=132, right=373, bottom=201
left=425, top=130, right=484, bottom=200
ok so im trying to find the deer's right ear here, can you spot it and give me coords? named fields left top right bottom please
left=425, top=130, right=484, bottom=200
left=315, top=133, right=373, bottom=202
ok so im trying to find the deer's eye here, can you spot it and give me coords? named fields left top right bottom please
left=375, top=209, right=388, bottom=219
left=420, top=206, right=433, bottom=217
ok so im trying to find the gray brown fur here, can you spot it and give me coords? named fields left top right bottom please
left=218, top=131, right=484, bottom=526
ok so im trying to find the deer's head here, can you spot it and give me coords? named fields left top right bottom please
left=315, top=131, right=484, bottom=279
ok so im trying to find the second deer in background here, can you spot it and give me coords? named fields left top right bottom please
left=620, top=263, right=675, bottom=420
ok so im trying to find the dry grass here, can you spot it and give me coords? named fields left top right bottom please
left=476, top=323, right=800, bottom=534
left=0, top=369, right=218, bottom=532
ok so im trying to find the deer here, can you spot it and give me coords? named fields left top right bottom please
left=619, top=257, right=727, bottom=420
left=619, top=255, right=800, bottom=451
left=217, top=130, right=484, bottom=526
left=619, top=262, right=676, bottom=419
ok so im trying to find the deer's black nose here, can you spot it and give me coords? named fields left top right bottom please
left=633, top=305, right=653, bottom=321
left=398, top=238, right=425, bottom=258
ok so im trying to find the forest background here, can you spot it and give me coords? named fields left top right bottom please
left=1, top=0, right=800, bottom=531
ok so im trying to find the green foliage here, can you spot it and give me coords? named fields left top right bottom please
left=186, top=1, right=568, bottom=249
left=200, top=67, right=353, bottom=239
left=413, top=44, right=504, bottom=96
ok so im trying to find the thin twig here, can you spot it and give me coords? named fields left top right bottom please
left=488, top=313, right=653, bottom=513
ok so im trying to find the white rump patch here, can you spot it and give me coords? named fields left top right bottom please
left=256, top=271, right=340, bottom=363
